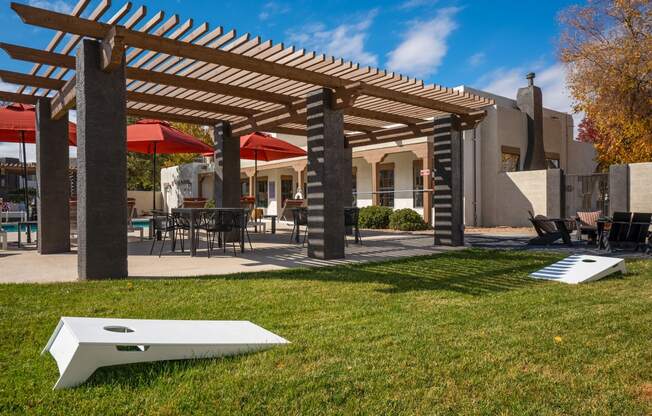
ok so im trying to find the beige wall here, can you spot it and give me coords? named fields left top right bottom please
left=485, top=169, right=562, bottom=227
left=127, top=190, right=163, bottom=216
left=629, top=163, right=652, bottom=212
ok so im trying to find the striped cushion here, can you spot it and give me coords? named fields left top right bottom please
left=577, top=211, right=601, bottom=227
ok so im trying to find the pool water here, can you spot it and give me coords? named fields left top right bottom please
left=1, top=219, right=150, bottom=233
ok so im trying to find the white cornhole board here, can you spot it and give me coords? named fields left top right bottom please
left=42, top=317, right=289, bottom=389
left=529, top=254, right=626, bottom=284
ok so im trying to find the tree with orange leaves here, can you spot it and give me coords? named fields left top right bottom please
left=559, top=0, right=651, bottom=169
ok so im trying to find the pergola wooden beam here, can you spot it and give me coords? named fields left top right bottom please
left=0, top=90, right=37, bottom=104
left=1, top=44, right=430, bottom=130
left=0, top=71, right=259, bottom=120
left=101, top=26, right=126, bottom=72
left=11, top=3, right=483, bottom=115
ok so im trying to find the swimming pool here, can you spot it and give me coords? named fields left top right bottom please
left=1, top=219, right=151, bottom=233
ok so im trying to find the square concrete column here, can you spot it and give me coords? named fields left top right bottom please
left=36, top=97, right=70, bottom=254
left=433, top=114, right=464, bottom=246
left=76, top=39, right=127, bottom=280
left=213, top=121, right=240, bottom=208
left=306, top=88, right=345, bottom=259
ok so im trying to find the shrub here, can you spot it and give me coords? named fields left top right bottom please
left=389, top=208, right=429, bottom=231
left=358, top=206, right=393, bottom=229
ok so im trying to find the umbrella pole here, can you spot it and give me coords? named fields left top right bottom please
left=254, top=150, right=258, bottom=209
left=21, top=132, right=31, bottom=242
left=152, top=143, right=157, bottom=212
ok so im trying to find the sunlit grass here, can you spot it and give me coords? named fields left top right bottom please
left=1, top=249, right=651, bottom=415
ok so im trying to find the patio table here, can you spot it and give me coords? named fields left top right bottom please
left=171, top=208, right=248, bottom=257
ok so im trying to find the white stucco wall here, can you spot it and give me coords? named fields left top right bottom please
left=485, top=169, right=561, bottom=227
left=628, top=162, right=652, bottom=213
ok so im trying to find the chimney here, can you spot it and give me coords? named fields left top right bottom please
left=517, top=72, right=546, bottom=170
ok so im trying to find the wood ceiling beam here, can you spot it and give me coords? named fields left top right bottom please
left=0, top=91, right=38, bottom=105
left=127, top=108, right=218, bottom=126
left=51, top=77, right=76, bottom=120
left=0, top=69, right=65, bottom=90
left=11, top=3, right=479, bottom=115
left=101, top=26, right=126, bottom=72
left=126, top=91, right=256, bottom=117
left=0, top=44, right=446, bottom=128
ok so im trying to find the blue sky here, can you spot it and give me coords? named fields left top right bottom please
left=0, top=0, right=581, bottom=160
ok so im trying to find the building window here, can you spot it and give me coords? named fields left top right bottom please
left=413, top=160, right=424, bottom=208
left=545, top=152, right=560, bottom=169
left=240, top=178, right=249, bottom=197
left=378, top=164, right=394, bottom=207
left=501, top=146, right=520, bottom=172
left=281, top=175, right=293, bottom=206
left=352, top=167, right=357, bottom=207
left=257, top=178, right=268, bottom=207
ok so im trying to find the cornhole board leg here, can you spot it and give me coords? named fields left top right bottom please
left=42, top=317, right=289, bottom=389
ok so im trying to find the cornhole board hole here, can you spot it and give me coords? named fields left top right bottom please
left=529, top=254, right=626, bottom=284
left=42, top=317, right=289, bottom=389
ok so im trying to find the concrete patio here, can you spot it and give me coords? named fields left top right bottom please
left=4, top=225, right=646, bottom=284
left=1, top=227, right=465, bottom=283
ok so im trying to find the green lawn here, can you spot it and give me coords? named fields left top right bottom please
left=1, top=249, right=651, bottom=415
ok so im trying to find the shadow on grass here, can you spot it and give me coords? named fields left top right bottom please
left=132, top=249, right=564, bottom=296
left=83, top=354, right=249, bottom=390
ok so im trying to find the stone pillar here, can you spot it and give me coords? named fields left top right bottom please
left=433, top=114, right=464, bottom=246
left=517, top=73, right=546, bottom=170
left=213, top=121, right=240, bottom=208
left=306, top=88, right=345, bottom=259
left=35, top=97, right=70, bottom=254
left=608, top=164, right=629, bottom=215
left=342, top=143, right=353, bottom=235
left=76, top=39, right=127, bottom=280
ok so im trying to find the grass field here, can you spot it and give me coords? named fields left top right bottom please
left=1, top=249, right=651, bottom=415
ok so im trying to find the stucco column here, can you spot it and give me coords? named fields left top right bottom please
left=213, top=121, right=240, bottom=208
left=306, top=88, right=345, bottom=259
left=76, top=39, right=127, bottom=280
left=433, top=114, right=464, bottom=246
left=248, top=175, right=254, bottom=197
left=35, top=97, right=70, bottom=254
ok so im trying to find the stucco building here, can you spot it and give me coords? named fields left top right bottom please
left=161, top=79, right=597, bottom=227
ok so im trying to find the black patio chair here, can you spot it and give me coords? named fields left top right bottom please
left=626, top=212, right=651, bottom=252
left=344, top=207, right=362, bottom=246
left=231, top=209, right=253, bottom=251
left=290, top=207, right=308, bottom=246
left=149, top=211, right=179, bottom=257
left=603, top=211, right=632, bottom=251
left=198, top=210, right=237, bottom=257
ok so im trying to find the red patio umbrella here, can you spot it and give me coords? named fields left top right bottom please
left=237, top=132, right=306, bottom=208
left=0, top=103, right=77, bottom=221
left=126, top=119, right=214, bottom=210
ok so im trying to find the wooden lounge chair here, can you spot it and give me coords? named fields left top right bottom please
left=527, top=211, right=573, bottom=246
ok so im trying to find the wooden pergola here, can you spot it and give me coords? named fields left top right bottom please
left=0, top=1, right=492, bottom=279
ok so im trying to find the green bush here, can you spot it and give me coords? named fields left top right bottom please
left=358, top=206, right=393, bottom=229
left=389, top=208, right=429, bottom=231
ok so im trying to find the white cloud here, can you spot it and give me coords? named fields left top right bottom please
left=478, top=63, right=583, bottom=138
left=0, top=81, right=17, bottom=94
left=258, top=2, right=289, bottom=21
left=467, top=52, right=485, bottom=67
left=28, top=0, right=74, bottom=14
left=386, top=7, right=459, bottom=78
left=398, top=0, right=438, bottom=9
left=286, top=10, right=379, bottom=67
